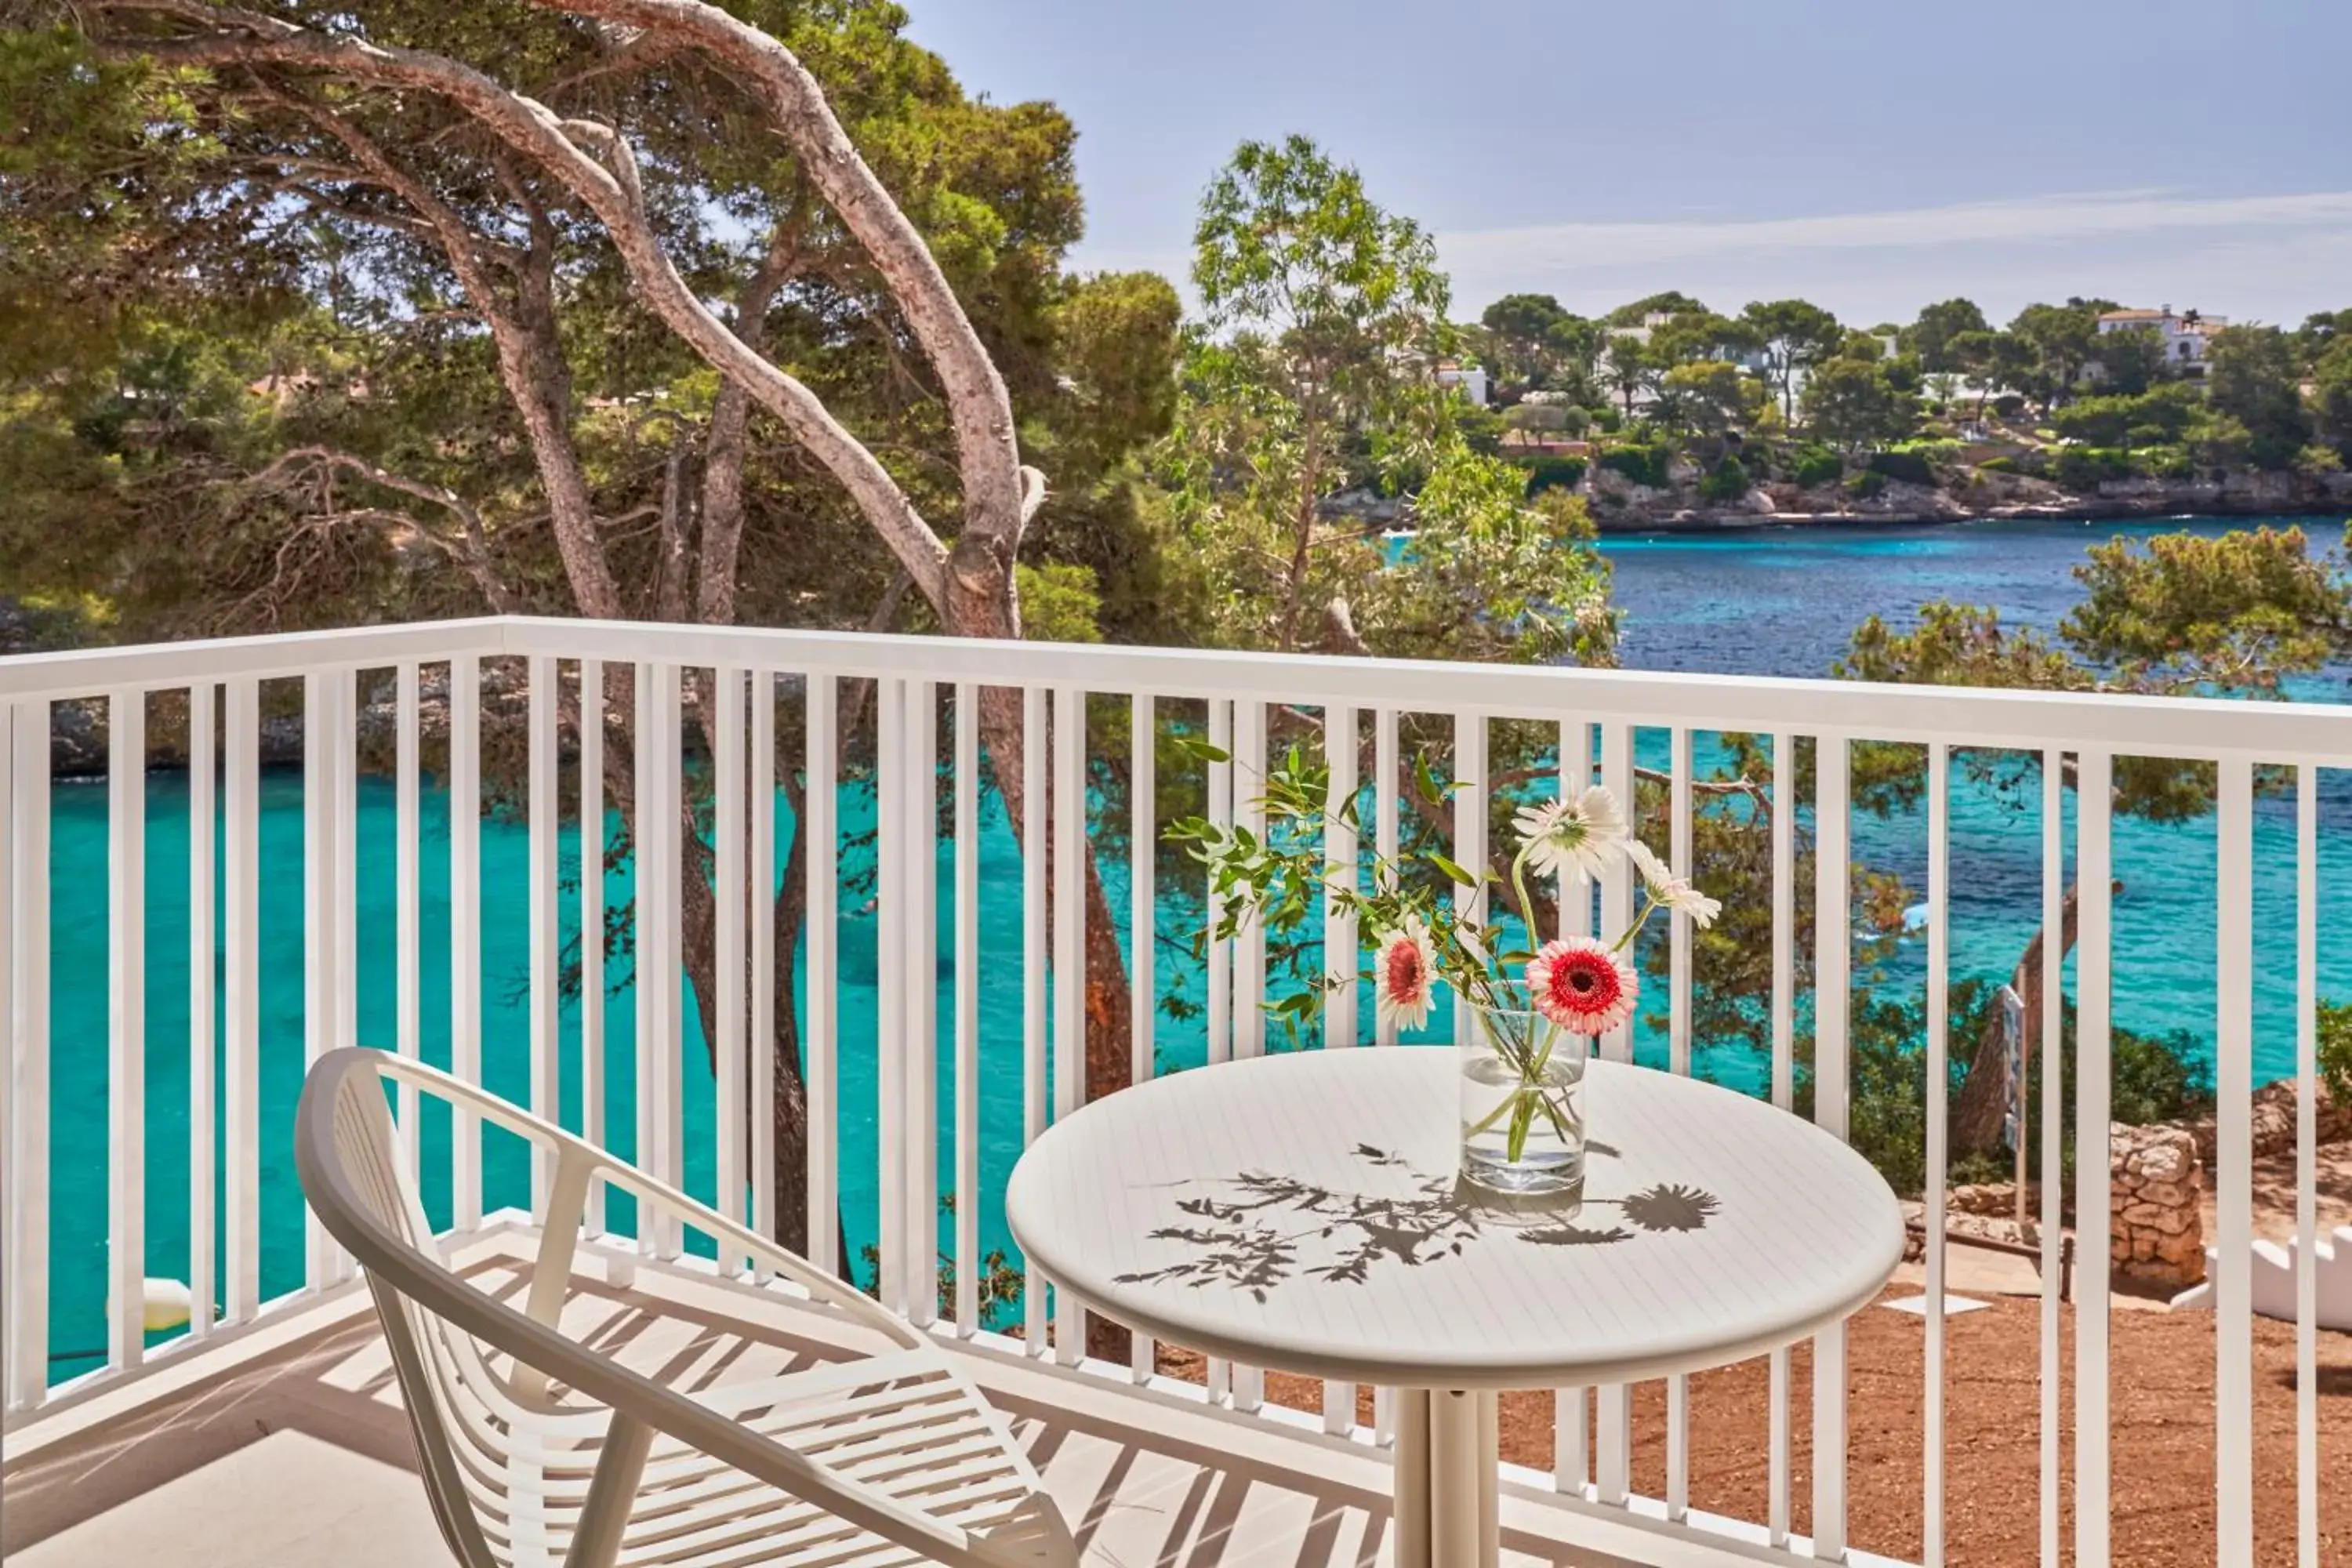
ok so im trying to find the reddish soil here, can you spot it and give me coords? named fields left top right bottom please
left=1152, top=1290, right=2350, bottom=1568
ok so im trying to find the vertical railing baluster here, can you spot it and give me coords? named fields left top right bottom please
left=1452, top=710, right=1486, bottom=1041
left=0, top=703, right=13, bottom=1403
left=332, top=675, right=358, bottom=1053
left=1769, top=728, right=1795, bottom=1546
left=1595, top=719, right=1635, bottom=1504
left=909, top=680, right=939, bottom=1330
left=876, top=677, right=906, bottom=1317
left=1666, top=724, right=1693, bottom=1523
left=1230, top=696, right=1266, bottom=1408
left=751, top=671, right=775, bottom=1269
left=396, top=665, right=421, bottom=1178
left=1203, top=696, right=1232, bottom=1403
left=187, top=684, right=216, bottom=1344
left=223, top=683, right=259, bottom=1322
left=329, top=670, right=358, bottom=1289
left=714, top=666, right=746, bottom=1257
left=578, top=660, right=604, bottom=1233
left=1323, top=702, right=1358, bottom=1436
left=2075, top=747, right=2114, bottom=1568
left=529, top=656, right=561, bottom=1217
left=301, top=676, right=332, bottom=1287
left=1129, top=691, right=1156, bottom=1380
left=1813, top=731, right=1851, bottom=1559
left=1021, top=684, right=1048, bottom=1356
left=1556, top=717, right=1590, bottom=1497
left=5, top=700, right=48, bottom=1408
left=633, top=662, right=655, bottom=1252
left=2294, top=762, right=2318, bottom=1568
left=1552, top=724, right=1590, bottom=1495
left=109, top=692, right=147, bottom=1370
left=805, top=673, right=839, bottom=1274
left=450, top=655, right=483, bottom=1230
left=2214, top=756, right=2254, bottom=1568
left=955, top=684, right=980, bottom=1334
left=1925, top=742, right=1951, bottom=1568
left=2038, top=749, right=2064, bottom=1568
left=1372, top=703, right=1399, bottom=1450
left=650, top=664, right=684, bottom=1259
left=1051, top=684, right=1087, bottom=1367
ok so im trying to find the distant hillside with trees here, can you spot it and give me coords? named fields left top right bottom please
left=1462, top=289, right=2352, bottom=527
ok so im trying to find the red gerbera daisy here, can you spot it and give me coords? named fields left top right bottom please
left=1524, top=937, right=1638, bottom=1036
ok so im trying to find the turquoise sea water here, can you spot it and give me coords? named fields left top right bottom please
left=34, top=512, right=2352, bottom=1376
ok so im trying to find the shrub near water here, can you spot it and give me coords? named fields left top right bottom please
left=1791, top=445, right=1844, bottom=487
left=1517, top=455, right=1587, bottom=495
left=1697, top=456, right=1748, bottom=502
left=1599, top=441, right=1672, bottom=488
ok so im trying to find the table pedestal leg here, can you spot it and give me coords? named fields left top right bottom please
left=1391, top=1388, right=1498, bottom=1568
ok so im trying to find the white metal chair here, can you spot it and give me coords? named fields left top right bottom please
left=295, top=1047, right=1077, bottom=1568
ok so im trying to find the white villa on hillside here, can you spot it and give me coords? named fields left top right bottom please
left=2096, top=303, right=2227, bottom=376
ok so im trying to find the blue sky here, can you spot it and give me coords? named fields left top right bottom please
left=902, top=0, right=2350, bottom=328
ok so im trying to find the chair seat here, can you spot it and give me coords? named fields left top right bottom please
left=490, top=1358, right=1051, bottom=1568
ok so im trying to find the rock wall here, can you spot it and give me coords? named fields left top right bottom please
left=2111, top=1124, right=2204, bottom=1287
left=2180, top=1078, right=2349, bottom=1171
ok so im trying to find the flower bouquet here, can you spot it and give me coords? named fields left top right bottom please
left=1172, top=748, right=1718, bottom=1196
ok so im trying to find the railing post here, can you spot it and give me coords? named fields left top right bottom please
left=1812, top=731, right=1852, bottom=1560
left=450, top=655, right=483, bottom=1231
left=109, top=691, right=147, bottom=1370
left=223, top=682, right=260, bottom=1322
left=3, top=700, right=47, bottom=1410
left=528, top=656, right=561, bottom=1215
left=2074, top=747, right=2114, bottom=1568
left=804, top=673, right=839, bottom=1275
left=185, top=685, right=216, bottom=1345
left=1050, top=682, right=1086, bottom=1367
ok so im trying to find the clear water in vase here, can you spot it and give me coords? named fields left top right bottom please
left=1459, top=1005, right=1588, bottom=1197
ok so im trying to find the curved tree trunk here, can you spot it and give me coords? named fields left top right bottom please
left=1950, top=877, right=2119, bottom=1155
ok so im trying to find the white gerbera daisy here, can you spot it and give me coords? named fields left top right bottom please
left=1511, top=785, right=1627, bottom=884
left=1373, top=913, right=1436, bottom=1031
left=1655, top=876, right=1722, bottom=930
left=1624, top=837, right=1720, bottom=928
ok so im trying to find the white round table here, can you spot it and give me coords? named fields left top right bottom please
left=1005, top=1048, right=1904, bottom=1568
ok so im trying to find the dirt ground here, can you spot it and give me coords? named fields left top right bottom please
left=1154, top=1290, right=2350, bottom=1568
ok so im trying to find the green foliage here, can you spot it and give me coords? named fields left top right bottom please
left=2318, top=1001, right=2352, bottom=1109
left=1477, top=293, right=1601, bottom=391
left=2092, top=325, right=2169, bottom=397
left=2007, top=299, right=2111, bottom=408
left=1910, top=298, right=1991, bottom=373
left=1975, top=456, right=2018, bottom=474
left=1518, top=455, right=1588, bottom=495
left=1866, top=448, right=1937, bottom=487
left=1802, top=356, right=1919, bottom=452
left=1790, top=445, right=1844, bottom=487
left=1606, top=291, right=1709, bottom=327
left=1011, top=562, right=1104, bottom=644
left=2063, top=526, right=2352, bottom=695
left=1739, top=298, right=1844, bottom=420
left=2052, top=447, right=2132, bottom=490
left=1598, top=441, right=1673, bottom=488
left=1658, top=358, right=1764, bottom=440
left=1842, top=469, right=1886, bottom=499
left=2205, top=326, right=2313, bottom=470
left=2051, top=383, right=2197, bottom=451
left=2312, top=337, right=2352, bottom=456
left=1697, top=456, right=1748, bottom=502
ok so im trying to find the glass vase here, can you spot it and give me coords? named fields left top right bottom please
left=1458, top=990, right=1588, bottom=1197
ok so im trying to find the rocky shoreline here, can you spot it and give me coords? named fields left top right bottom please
left=1578, top=461, right=2352, bottom=532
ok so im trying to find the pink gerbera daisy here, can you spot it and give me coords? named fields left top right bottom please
left=1374, top=914, right=1436, bottom=1032
left=1525, top=937, right=1638, bottom=1037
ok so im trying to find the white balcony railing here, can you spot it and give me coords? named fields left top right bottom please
left=0, top=615, right=2341, bottom=1568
